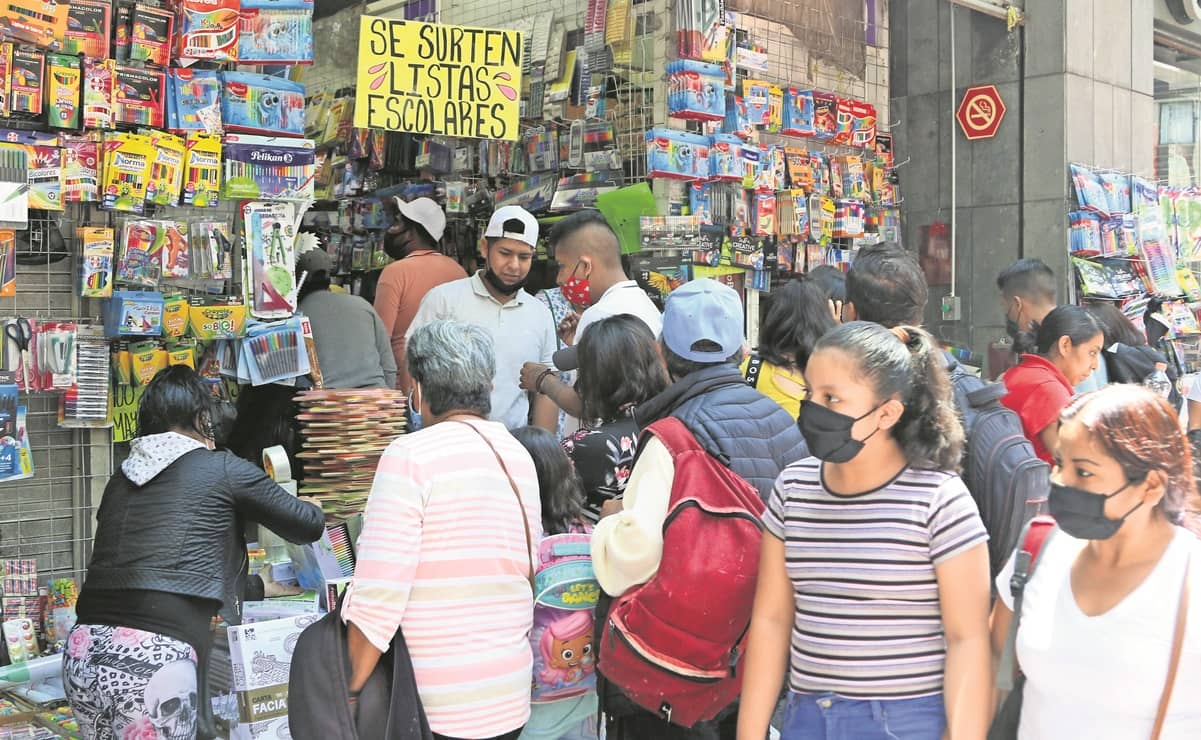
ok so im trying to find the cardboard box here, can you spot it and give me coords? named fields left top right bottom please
left=226, top=614, right=319, bottom=739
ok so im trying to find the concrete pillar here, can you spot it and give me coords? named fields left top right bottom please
left=890, top=0, right=1156, bottom=362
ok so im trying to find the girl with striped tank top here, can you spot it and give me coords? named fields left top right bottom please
left=738, top=322, right=992, bottom=740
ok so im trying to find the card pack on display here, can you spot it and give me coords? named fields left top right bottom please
left=62, top=0, right=111, bottom=59
left=242, top=200, right=298, bottom=319
left=219, top=72, right=304, bottom=136
left=129, top=5, right=173, bottom=67
left=101, top=133, right=154, bottom=213
left=83, top=58, right=115, bottom=130
left=63, top=135, right=100, bottom=203
left=183, top=133, right=222, bottom=208
left=10, top=48, right=43, bottom=116
left=28, top=144, right=62, bottom=210
left=146, top=132, right=186, bottom=208
left=78, top=227, right=114, bottom=298
left=114, top=65, right=165, bottom=128
left=167, top=68, right=222, bottom=134
left=0, top=0, right=68, bottom=50
left=46, top=52, right=80, bottom=129
left=238, top=0, right=314, bottom=64
left=223, top=135, right=314, bottom=201
left=176, top=0, right=240, bottom=62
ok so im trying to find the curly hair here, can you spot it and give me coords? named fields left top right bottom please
left=1061, top=386, right=1201, bottom=534
left=813, top=321, right=964, bottom=470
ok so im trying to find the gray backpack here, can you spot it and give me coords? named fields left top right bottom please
left=945, top=355, right=1051, bottom=581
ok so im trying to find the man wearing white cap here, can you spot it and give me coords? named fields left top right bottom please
left=374, top=197, right=467, bottom=391
left=407, top=205, right=559, bottom=431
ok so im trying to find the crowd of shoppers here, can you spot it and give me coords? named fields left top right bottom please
left=74, top=196, right=1201, bottom=740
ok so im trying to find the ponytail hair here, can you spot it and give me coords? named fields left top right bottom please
left=813, top=322, right=964, bottom=470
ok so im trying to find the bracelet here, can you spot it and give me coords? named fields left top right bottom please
left=535, top=368, right=557, bottom=394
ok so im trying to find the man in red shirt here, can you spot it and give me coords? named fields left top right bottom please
left=373, top=197, right=467, bottom=391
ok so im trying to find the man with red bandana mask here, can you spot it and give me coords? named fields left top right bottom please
left=519, top=209, right=662, bottom=423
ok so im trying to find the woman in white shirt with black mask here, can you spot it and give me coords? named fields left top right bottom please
left=990, top=384, right=1201, bottom=739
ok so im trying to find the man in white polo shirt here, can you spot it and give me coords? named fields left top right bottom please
left=519, top=210, right=662, bottom=421
left=407, top=205, right=558, bottom=430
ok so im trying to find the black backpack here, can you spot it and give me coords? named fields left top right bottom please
left=945, top=355, right=1051, bottom=582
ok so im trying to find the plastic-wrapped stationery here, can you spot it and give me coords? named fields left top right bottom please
left=242, top=201, right=298, bottom=319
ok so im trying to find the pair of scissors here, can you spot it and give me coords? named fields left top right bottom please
left=5, top=318, right=31, bottom=391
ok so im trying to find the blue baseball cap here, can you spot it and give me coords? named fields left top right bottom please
left=662, top=278, right=745, bottom=363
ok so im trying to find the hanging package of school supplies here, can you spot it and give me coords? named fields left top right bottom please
left=183, top=133, right=221, bottom=208
left=116, top=220, right=164, bottom=287
left=167, top=68, right=222, bottom=134
left=0, top=230, right=13, bottom=297
left=101, top=132, right=154, bottom=213
left=145, top=132, right=186, bottom=208
left=219, top=71, right=304, bottom=137
left=10, top=48, right=44, bottom=116
left=177, top=0, right=240, bottom=62
left=46, top=52, right=80, bottom=129
left=28, top=144, right=63, bottom=211
left=129, top=5, right=173, bottom=67
left=237, top=0, right=314, bottom=65
left=223, top=134, right=314, bottom=200
left=0, top=146, right=28, bottom=229
left=242, top=200, right=298, bottom=319
left=0, top=0, right=68, bottom=50
left=190, top=221, right=234, bottom=280
left=0, top=43, right=11, bottom=118
left=63, top=135, right=100, bottom=203
left=78, top=227, right=114, bottom=298
left=113, top=65, right=165, bottom=128
left=63, top=0, right=111, bottom=59
left=242, top=318, right=310, bottom=386
left=83, top=58, right=114, bottom=130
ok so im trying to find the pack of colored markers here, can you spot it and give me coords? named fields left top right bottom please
left=239, top=318, right=310, bottom=386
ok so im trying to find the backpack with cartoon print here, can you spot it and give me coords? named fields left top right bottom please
left=530, top=529, right=600, bottom=703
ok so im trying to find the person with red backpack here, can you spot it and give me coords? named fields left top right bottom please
left=590, top=278, right=805, bottom=739
left=738, top=322, right=992, bottom=740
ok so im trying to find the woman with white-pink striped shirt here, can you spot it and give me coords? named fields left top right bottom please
left=343, top=320, right=543, bottom=740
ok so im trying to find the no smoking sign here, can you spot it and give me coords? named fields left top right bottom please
left=956, top=85, right=1006, bottom=140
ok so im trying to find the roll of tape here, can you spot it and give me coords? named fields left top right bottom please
left=263, top=446, right=292, bottom=483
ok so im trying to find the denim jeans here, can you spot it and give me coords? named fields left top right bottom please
left=779, top=692, right=945, bottom=740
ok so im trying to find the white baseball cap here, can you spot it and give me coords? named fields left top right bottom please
left=485, top=205, right=539, bottom=248
left=395, top=197, right=446, bottom=242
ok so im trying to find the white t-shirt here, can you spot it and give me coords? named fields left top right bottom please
left=575, top=280, right=663, bottom=342
left=997, top=526, right=1201, bottom=739
left=407, top=272, right=556, bottom=430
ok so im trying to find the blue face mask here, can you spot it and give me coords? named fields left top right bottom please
left=408, top=386, right=423, bottom=432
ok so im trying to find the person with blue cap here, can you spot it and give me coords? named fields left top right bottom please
left=590, top=278, right=805, bottom=739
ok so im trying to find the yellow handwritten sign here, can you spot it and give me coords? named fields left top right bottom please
left=354, top=17, right=523, bottom=141
left=111, top=384, right=146, bottom=444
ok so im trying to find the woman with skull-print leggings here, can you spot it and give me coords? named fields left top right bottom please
left=63, top=623, right=199, bottom=740
left=65, top=366, right=325, bottom=740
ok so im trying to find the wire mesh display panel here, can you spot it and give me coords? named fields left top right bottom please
left=0, top=196, right=243, bottom=584
left=0, top=205, right=103, bottom=583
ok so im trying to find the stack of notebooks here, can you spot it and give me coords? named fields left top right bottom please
left=294, top=388, right=407, bottom=517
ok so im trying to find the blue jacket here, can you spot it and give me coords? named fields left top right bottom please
left=634, top=364, right=806, bottom=499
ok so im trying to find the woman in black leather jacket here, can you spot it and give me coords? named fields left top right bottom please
left=63, top=366, right=325, bottom=740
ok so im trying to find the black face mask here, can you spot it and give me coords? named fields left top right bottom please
left=483, top=267, right=526, bottom=296
left=798, top=400, right=882, bottom=464
left=1048, top=481, right=1142, bottom=540
left=1004, top=316, right=1022, bottom=340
